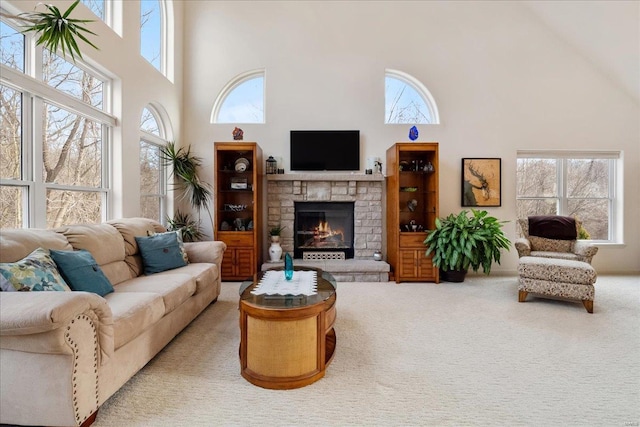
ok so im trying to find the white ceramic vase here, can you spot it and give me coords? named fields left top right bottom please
left=269, top=236, right=283, bottom=262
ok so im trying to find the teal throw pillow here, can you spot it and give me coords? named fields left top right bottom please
left=49, top=249, right=114, bottom=297
left=135, top=231, right=187, bottom=275
left=147, top=230, right=189, bottom=264
left=0, top=247, right=71, bottom=292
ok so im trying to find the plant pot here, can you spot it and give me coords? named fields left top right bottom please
left=440, top=268, right=467, bottom=283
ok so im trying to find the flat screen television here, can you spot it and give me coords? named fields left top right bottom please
left=290, top=130, right=360, bottom=171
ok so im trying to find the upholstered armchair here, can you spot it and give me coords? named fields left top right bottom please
left=515, top=216, right=598, bottom=264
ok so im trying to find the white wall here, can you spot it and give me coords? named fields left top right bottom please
left=182, top=1, right=639, bottom=274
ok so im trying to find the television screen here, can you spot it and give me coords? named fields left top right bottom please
left=290, top=130, right=360, bottom=171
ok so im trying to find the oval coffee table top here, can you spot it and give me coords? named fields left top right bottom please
left=239, top=267, right=336, bottom=309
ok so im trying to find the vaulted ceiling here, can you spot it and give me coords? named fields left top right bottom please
left=523, top=1, right=639, bottom=104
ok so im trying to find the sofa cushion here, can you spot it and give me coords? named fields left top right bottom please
left=0, top=248, right=71, bottom=292
left=55, top=224, right=126, bottom=266
left=108, top=218, right=167, bottom=278
left=112, top=273, right=196, bottom=315
left=49, top=249, right=114, bottom=297
left=159, top=263, right=218, bottom=295
left=135, top=232, right=187, bottom=275
left=103, top=291, right=165, bottom=349
left=108, top=218, right=166, bottom=257
left=0, top=229, right=72, bottom=263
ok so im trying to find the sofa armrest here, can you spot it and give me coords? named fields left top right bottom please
left=184, top=240, right=227, bottom=266
left=0, top=292, right=114, bottom=365
left=514, top=238, right=531, bottom=258
left=573, top=240, right=598, bottom=263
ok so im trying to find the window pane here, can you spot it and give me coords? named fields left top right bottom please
left=0, top=185, right=26, bottom=228
left=568, top=199, right=609, bottom=240
left=516, top=199, right=557, bottom=219
left=43, top=103, right=102, bottom=187
left=0, top=21, right=24, bottom=72
left=217, top=77, right=264, bottom=123
left=516, top=158, right=557, bottom=197
left=141, top=0, right=162, bottom=71
left=140, top=141, right=160, bottom=194
left=141, top=195, right=161, bottom=222
left=567, top=159, right=609, bottom=198
left=43, top=50, right=104, bottom=110
left=46, top=189, right=101, bottom=228
left=141, top=108, right=161, bottom=136
left=81, top=0, right=105, bottom=21
left=385, top=76, right=431, bottom=124
left=1, top=85, right=21, bottom=179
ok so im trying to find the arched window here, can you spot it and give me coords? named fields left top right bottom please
left=385, top=69, right=439, bottom=124
left=211, top=69, right=265, bottom=124
left=140, top=0, right=172, bottom=77
left=139, top=105, right=170, bottom=223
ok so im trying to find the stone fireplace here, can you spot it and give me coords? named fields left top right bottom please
left=266, top=173, right=384, bottom=261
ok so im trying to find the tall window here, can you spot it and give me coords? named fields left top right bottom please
left=0, top=18, right=114, bottom=229
left=140, top=0, right=163, bottom=72
left=140, top=106, right=168, bottom=223
left=516, top=151, right=621, bottom=242
left=212, top=69, right=265, bottom=123
left=385, top=69, right=439, bottom=124
left=81, top=0, right=105, bottom=21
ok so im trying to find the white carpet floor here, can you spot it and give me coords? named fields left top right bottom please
left=94, top=275, right=640, bottom=427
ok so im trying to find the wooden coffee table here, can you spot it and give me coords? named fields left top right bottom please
left=238, top=268, right=337, bottom=389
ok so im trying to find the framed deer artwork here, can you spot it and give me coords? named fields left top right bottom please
left=461, top=158, right=501, bottom=207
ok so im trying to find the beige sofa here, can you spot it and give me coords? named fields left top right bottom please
left=0, top=217, right=226, bottom=427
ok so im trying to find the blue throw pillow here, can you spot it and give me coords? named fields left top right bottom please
left=135, top=231, right=187, bottom=275
left=49, top=249, right=114, bottom=297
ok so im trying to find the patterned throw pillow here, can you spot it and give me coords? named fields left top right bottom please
left=49, top=249, right=114, bottom=297
left=135, top=231, right=188, bottom=275
left=0, top=248, right=71, bottom=292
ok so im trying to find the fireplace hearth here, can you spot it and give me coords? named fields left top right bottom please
left=294, top=202, right=354, bottom=259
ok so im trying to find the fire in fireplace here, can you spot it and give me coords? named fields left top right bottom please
left=294, top=202, right=355, bottom=259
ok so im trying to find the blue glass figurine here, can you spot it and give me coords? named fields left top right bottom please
left=284, top=253, right=294, bottom=281
left=409, top=126, right=419, bottom=141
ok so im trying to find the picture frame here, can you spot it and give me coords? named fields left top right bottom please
left=461, top=158, right=501, bottom=207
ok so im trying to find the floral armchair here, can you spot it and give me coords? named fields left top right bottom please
left=515, top=216, right=598, bottom=264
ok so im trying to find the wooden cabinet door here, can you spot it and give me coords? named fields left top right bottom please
left=235, top=248, right=255, bottom=279
left=398, top=250, right=418, bottom=279
left=221, top=250, right=236, bottom=279
left=417, top=252, right=436, bottom=281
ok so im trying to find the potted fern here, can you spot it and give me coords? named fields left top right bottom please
left=424, top=209, right=511, bottom=282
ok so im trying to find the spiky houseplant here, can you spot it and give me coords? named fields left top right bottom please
left=166, top=210, right=204, bottom=243
left=424, top=209, right=511, bottom=281
left=160, top=142, right=212, bottom=240
left=1, top=0, right=98, bottom=62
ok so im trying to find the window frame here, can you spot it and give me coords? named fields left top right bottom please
left=384, top=68, right=439, bottom=125
left=139, top=105, right=171, bottom=225
left=1, top=17, right=115, bottom=228
left=516, top=150, right=622, bottom=244
left=211, top=68, right=266, bottom=124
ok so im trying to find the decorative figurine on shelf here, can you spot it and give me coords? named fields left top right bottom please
left=409, top=126, right=419, bottom=141
left=232, top=127, right=244, bottom=141
left=284, top=253, right=294, bottom=281
left=374, top=159, right=383, bottom=174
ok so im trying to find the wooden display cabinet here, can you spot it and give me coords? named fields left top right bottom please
left=386, top=142, right=439, bottom=283
left=214, top=142, right=263, bottom=280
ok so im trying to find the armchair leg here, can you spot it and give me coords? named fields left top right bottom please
left=518, top=290, right=528, bottom=302
left=582, top=300, right=594, bottom=314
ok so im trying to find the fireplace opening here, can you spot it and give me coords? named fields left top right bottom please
left=294, top=202, right=355, bottom=259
